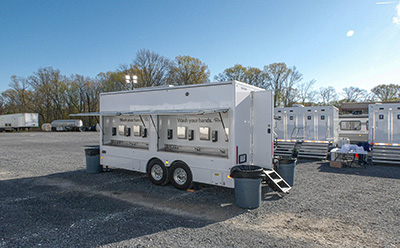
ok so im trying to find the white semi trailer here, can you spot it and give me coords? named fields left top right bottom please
left=274, top=105, right=339, bottom=159
left=369, top=103, right=400, bottom=164
left=74, top=81, right=284, bottom=190
left=0, top=113, right=39, bottom=132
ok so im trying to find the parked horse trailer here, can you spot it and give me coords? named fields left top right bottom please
left=0, top=113, right=39, bottom=131
left=50, top=119, right=83, bottom=131
left=369, top=103, right=400, bottom=164
left=274, top=106, right=339, bottom=159
left=74, top=81, right=274, bottom=189
left=338, top=114, right=369, bottom=144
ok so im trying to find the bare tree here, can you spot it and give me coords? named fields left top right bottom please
left=342, top=86, right=368, bottom=102
left=28, top=67, right=67, bottom=122
left=1, top=75, right=33, bottom=113
left=281, top=66, right=302, bottom=107
left=296, top=79, right=317, bottom=104
left=264, top=63, right=291, bottom=107
left=133, top=49, right=172, bottom=87
left=319, top=86, right=338, bottom=105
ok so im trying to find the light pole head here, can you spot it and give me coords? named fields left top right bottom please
left=125, top=75, right=131, bottom=84
left=125, top=74, right=138, bottom=84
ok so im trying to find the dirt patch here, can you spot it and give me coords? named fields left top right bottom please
left=228, top=212, right=379, bottom=247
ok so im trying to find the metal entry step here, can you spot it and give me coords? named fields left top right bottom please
left=274, top=141, right=296, bottom=157
left=372, top=145, right=400, bottom=165
left=263, top=169, right=291, bottom=193
left=298, top=142, right=330, bottom=160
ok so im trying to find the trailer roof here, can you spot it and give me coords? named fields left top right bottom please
left=100, top=81, right=234, bottom=96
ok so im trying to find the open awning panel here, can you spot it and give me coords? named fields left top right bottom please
left=70, top=108, right=229, bottom=117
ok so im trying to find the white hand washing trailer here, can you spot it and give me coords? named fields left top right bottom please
left=0, top=113, right=39, bottom=131
left=369, top=103, right=400, bottom=164
left=77, top=81, right=276, bottom=190
left=274, top=105, right=339, bottom=159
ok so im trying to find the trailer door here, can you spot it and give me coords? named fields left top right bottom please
left=373, top=109, right=390, bottom=144
left=305, top=110, right=317, bottom=141
left=317, top=112, right=329, bottom=140
left=252, top=91, right=273, bottom=169
left=391, top=107, right=400, bottom=144
left=286, top=110, right=297, bottom=139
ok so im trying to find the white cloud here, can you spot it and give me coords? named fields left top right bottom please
left=376, top=1, right=395, bottom=4
left=346, top=30, right=355, bottom=37
left=394, top=3, right=400, bottom=25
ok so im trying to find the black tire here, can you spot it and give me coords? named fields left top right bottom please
left=147, top=159, right=169, bottom=186
left=169, top=161, right=192, bottom=190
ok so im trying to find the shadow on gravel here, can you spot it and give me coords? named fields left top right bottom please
left=316, top=161, right=400, bottom=180
left=1, top=168, right=279, bottom=247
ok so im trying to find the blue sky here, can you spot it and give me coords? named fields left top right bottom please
left=1, top=0, right=399, bottom=94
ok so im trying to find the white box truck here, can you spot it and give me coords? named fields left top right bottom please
left=369, top=103, right=400, bottom=164
left=74, top=81, right=278, bottom=190
left=274, top=105, right=339, bottom=159
left=0, top=113, right=39, bottom=131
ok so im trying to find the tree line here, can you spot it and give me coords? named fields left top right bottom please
left=1, top=49, right=399, bottom=125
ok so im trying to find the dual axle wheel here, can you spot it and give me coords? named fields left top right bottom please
left=147, top=159, right=192, bottom=190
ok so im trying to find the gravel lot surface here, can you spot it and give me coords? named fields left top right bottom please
left=1, top=132, right=399, bottom=247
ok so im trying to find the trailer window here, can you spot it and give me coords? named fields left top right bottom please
left=379, top=114, right=384, bottom=120
left=340, top=121, right=361, bottom=130
left=366, top=120, right=369, bottom=130
left=397, top=114, right=400, bottom=119
left=320, top=115, right=325, bottom=120
left=307, top=116, right=311, bottom=120
left=289, top=116, right=293, bottom=120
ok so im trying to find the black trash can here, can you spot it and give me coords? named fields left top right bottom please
left=275, top=158, right=296, bottom=186
left=230, top=165, right=265, bottom=209
left=84, top=146, right=102, bottom=174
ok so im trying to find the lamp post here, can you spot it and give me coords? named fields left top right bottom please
left=125, top=74, right=138, bottom=90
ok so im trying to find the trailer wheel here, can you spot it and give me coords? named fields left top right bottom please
left=147, top=159, right=169, bottom=186
left=169, top=162, right=192, bottom=190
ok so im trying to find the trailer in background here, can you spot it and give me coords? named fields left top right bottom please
left=369, top=103, right=400, bottom=165
left=0, top=113, right=39, bottom=132
left=72, top=81, right=290, bottom=192
left=338, top=114, right=369, bottom=144
left=50, top=119, right=83, bottom=131
left=274, top=105, right=339, bottom=159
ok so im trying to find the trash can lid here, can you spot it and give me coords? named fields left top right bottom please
left=84, top=145, right=100, bottom=149
left=279, top=158, right=297, bottom=164
left=230, top=165, right=265, bottom=179
left=84, top=147, right=100, bottom=156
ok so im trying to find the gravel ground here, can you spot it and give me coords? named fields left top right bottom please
left=0, top=132, right=399, bottom=247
